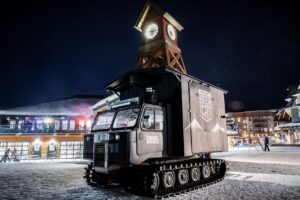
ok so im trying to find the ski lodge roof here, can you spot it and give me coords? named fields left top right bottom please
left=0, top=95, right=105, bottom=117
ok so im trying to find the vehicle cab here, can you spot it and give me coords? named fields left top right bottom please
left=91, top=97, right=165, bottom=174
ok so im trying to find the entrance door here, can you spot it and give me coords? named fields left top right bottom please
left=32, top=143, right=42, bottom=159
left=47, top=142, right=57, bottom=159
left=137, top=106, right=164, bottom=155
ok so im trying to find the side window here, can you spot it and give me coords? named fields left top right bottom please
left=141, top=108, right=154, bottom=129
left=155, top=109, right=163, bottom=131
left=141, top=108, right=164, bottom=131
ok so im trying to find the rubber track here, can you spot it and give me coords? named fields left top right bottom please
left=132, top=159, right=226, bottom=199
left=84, top=159, right=226, bottom=199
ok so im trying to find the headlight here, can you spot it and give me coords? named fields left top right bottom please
left=115, top=134, right=120, bottom=140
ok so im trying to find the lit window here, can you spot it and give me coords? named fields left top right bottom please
left=36, top=119, right=43, bottom=131
left=9, top=120, right=16, bottom=129
left=79, top=120, right=85, bottom=131
left=54, top=120, right=60, bottom=130
left=269, top=128, right=273, bottom=132
left=69, top=120, right=75, bottom=131
left=86, top=120, right=92, bottom=129
left=62, top=120, right=68, bottom=131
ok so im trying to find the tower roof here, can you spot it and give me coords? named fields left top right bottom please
left=134, top=0, right=184, bottom=32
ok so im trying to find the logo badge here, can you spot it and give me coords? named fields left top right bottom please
left=199, top=89, right=213, bottom=121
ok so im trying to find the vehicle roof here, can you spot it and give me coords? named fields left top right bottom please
left=105, top=67, right=228, bottom=93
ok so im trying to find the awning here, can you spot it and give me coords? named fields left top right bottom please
left=275, top=122, right=300, bottom=131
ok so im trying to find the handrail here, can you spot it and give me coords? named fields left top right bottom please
left=0, top=125, right=90, bottom=134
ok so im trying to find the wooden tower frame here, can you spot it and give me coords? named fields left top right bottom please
left=134, top=0, right=187, bottom=74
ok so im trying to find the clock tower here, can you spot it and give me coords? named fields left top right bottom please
left=134, top=0, right=187, bottom=74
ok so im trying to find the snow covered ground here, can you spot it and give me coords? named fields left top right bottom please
left=0, top=147, right=299, bottom=200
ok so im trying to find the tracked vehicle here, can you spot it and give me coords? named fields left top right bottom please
left=84, top=1, right=228, bottom=198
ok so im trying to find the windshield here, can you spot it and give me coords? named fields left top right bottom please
left=113, top=108, right=140, bottom=129
left=92, top=111, right=115, bottom=130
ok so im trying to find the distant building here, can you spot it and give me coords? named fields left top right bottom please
left=0, top=95, right=104, bottom=160
left=227, top=110, right=277, bottom=147
left=275, top=84, right=300, bottom=143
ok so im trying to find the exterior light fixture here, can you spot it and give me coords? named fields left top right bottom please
left=33, top=138, right=42, bottom=145
left=49, top=139, right=56, bottom=144
left=44, top=117, right=54, bottom=123
left=115, top=134, right=120, bottom=140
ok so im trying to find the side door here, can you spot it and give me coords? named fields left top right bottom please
left=136, top=106, right=164, bottom=156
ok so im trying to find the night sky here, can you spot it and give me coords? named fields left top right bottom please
left=1, top=0, right=299, bottom=112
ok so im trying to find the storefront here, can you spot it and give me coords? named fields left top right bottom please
left=0, top=95, right=104, bottom=160
left=274, top=123, right=300, bottom=144
left=0, top=135, right=83, bottom=160
left=0, top=140, right=29, bottom=160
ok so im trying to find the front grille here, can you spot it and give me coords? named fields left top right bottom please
left=94, top=143, right=106, bottom=167
left=93, top=133, right=129, bottom=168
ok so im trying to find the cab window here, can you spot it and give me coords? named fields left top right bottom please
left=141, top=108, right=154, bottom=129
left=155, top=109, right=163, bottom=131
left=141, top=108, right=163, bottom=131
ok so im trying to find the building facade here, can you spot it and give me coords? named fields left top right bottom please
left=275, top=84, right=300, bottom=143
left=227, top=110, right=277, bottom=147
left=0, top=95, right=104, bottom=160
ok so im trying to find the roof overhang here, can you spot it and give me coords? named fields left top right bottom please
left=105, top=67, right=228, bottom=94
left=275, top=122, right=300, bottom=130
left=134, top=0, right=184, bottom=32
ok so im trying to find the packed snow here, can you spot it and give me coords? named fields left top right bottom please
left=0, top=147, right=299, bottom=200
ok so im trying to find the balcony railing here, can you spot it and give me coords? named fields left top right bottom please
left=0, top=125, right=90, bottom=135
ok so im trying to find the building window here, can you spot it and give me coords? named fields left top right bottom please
left=9, top=120, right=16, bottom=129
left=62, top=120, right=68, bottom=131
left=78, top=120, right=85, bottom=131
left=86, top=120, right=92, bottom=130
left=54, top=120, right=60, bottom=131
left=59, top=141, right=83, bottom=159
left=264, top=128, right=268, bottom=132
left=69, top=120, right=75, bottom=131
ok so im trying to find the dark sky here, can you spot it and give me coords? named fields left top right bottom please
left=1, top=0, right=299, bottom=112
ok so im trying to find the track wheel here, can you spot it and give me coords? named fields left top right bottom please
left=190, top=167, right=201, bottom=182
left=162, top=171, right=176, bottom=188
left=177, top=169, right=189, bottom=185
left=202, top=165, right=211, bottom=179
left=211, top=163, right=216, bottom=174
left=151, top=173, right=160, bottom=191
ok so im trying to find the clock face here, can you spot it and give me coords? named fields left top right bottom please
left=167, top=24, right=176, bottom=40
left=144, top=23, right=159, bottom=39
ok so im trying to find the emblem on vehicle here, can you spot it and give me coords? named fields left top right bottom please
left=199, top=89, right=213, bottom=121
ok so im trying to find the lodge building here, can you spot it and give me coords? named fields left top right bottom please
left=226, top=110, right=277, bottom=147
left=0, top=95, right=104, bottom=160
left=275, top=84, right=300, bottom=143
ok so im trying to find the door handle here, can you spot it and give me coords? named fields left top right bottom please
left=138, top=132, right=143, bottom=140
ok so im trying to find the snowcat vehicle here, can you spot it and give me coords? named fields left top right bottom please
left=84, top=1, right=228, bottom=198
